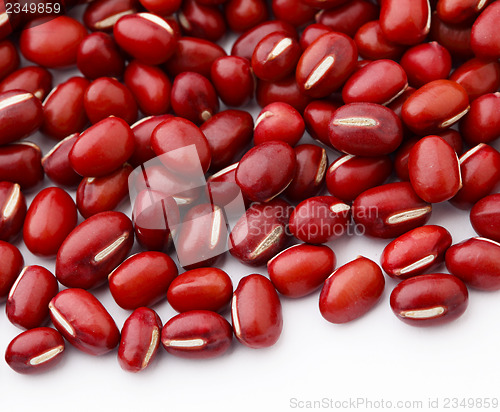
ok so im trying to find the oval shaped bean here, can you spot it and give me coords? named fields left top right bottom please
left=319, top=257, right=385, bottom=324
left=268, top=244, right=336, bottom=298
left=109, top=251, right=178, bottom=310
left=329, top=102, right=403, bottom=156
left=161, top=310, right=232, bottom=359
left=470, top=194, right=500, bottom=242
left=402, top=79, right=469, bottom=135
left=381, top=225, right=452, bottom=280
left=118, top=307, right=162, bottom=373
left=0, top=182, right=26, bottom=242
left=6, top=266, right=59, bottom=330
left=231, top=274, right=282, bottom=349
left=390, top=273, right=468, bottom=326
left=5, top=328, right=65, bottom=374
left=446, top=237, right=500, bottom=291
left=408, top=135, right=462, bottom=203
left=352, top=182, right=432, bottom=239
left=56, top=211, right=134, bottom=289
left=296, top=32, right=357, bottom=98
left=167, top=268, right=233, bottom=313
left=229, top=199, right=292, bottom=266
left=23, top=187, right=78, bottom=257
left=49, top=288, right=120, bottom=355
left=0, top=90, right=43, bottom=145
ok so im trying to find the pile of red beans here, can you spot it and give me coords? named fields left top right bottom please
left=1, top=0, right=500, bottom=374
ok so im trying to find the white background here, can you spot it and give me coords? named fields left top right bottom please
left=2, top=5, right=500, bottom=412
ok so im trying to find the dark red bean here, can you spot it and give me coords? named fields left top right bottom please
left=342, top=59, right=408, bottom=106
left=451, top=144, right=500, bottom=209
left=41, top=134, right=82, bottom=187
left=77, top=32, right=125, bottom=80
left=118, top=307, right=163, bottom=373
left=84, top=77, right=138, bottom=124
left=109, top=251, right=178, bottom=310
left=83, top=0, right=140, bottom=32
left=124, top=60, right=171, bottom=116
left=437, top=0, right=490, bottom=24
left=114, top=13, right=178, bottom=65
left=20, top=16, right=87, bottom=68
left=390, top=273, right=469, bottom=326
left=451, top=58, right=500, bottom=103
left=254, top=102, right=305, bottom=146
left=303, top=100, right=340, bottom=148
left=167, top=268, right=233, bottom=313
left=329, top=102, right=403, bottom=156
left=268, top=244, right=335, bottom=298
left=289, top=195, right=351, bottom=244
left=236, top=140, right=296, bottom=203
left=470, top=194, right=500, bottom=242
left=381, top=225, right=452, bottom=280
left=316, top=0, right=379, bottom=38
left=231, top=274, right=282, bottom=349
left=400, top=42, right=452, bottom=88
left=0, top=40, right=19, bottom=82
left=229, top=199, right=292, bottom=266
left=175, top=203, right=228, bottom=269
left=446, top=237, right=500, bottom=291
left=225, top=0, right=269, bottom=33
left=460, top=93, right=500, bottom=146
left=408, top=135, right=462, bottom=203
left=164, top=37, right=226, bottom=80
left=200, top=110, right=253, bottom=171
left=132, top=163, right=203, bottom=205
left=5, top=328, right=65, bottom=374
left=6, top=265, right=59, bottom=330
left=178, top=0, right=226, bottom=42
left=401, top=79, right=469, bottom=135
left=207, top=163, right=251, bottom=212
left=151, top=117, right=212, bottom=174
left=284, top=144, right=328, bottom=202
left=69, top=116, right=135, bottom=178
left=0, top=240, right=24, bottom=299
left=0, top=66, right=52, bottom=100
left=129, top=115, right=172, bottom=168
left=42, top=76, right=89, bottom=140
left=326, top=154, right=392, bottom=203
left=299, top=24, right=332, bottom=50
left=23, top=187, right=77, bottom=257
left=296, top=32, right=357, bottom=98
left=272, top=0, right=315, bottom=28
left=161, top=310, right=233, bottom=358
left=211, top=56, right=254, bottom=107
left=0, top=142, right=44, bottom=190
left=56, top=211, right=134, bottom=289
left=231, top=20, right=297, bottom=61
left=0, top=182, right=26, bottom=244
left=256, top=74, right=312, bottom=113
left=470, top=1, right=500, bottom=60
left=319, top=256, right=385, bottom=324
left=251, top=32, right=301, bottom=82
left=429, top=13, right=473, bottom=60
left=0, top=90, right=43, bottom=145
left=352, top=182, right=432, bottom=238
left=138, top=0, right=179, bottom=16
left=132, top=188, right=180, bottom=252
left=49, top=288, right=120, bottom=355
left=354, top=20, right=406, bottom=61
left=76, top=164, right=132, bottom=219
left=380, top=0, right=431, bottom=45
left=170, top=72, right=219, bottom=124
